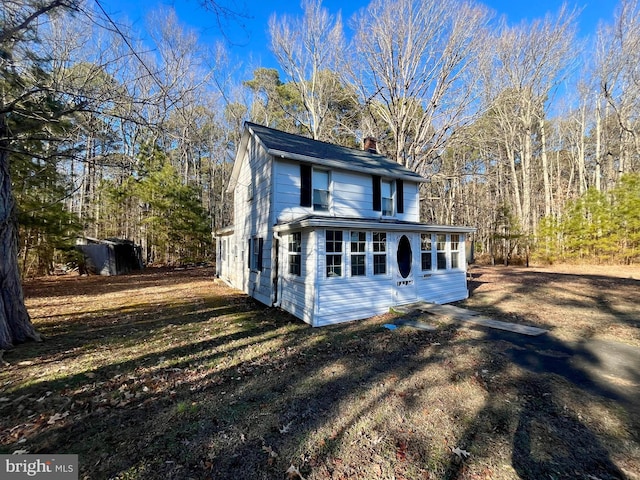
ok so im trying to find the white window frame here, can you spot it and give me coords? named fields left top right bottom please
left=288, top=232, right=302, bottom=276
left=325, top=230, right=343, bottom=277
left=350, top=231, right=366, bottom=277
left=451, top=234, right=461, bottom=269
left=421, top=233, right=433, bottom=271
left=381, top=180, right=394, bottom=216
left=313, top=169, right=330, bottom=211
left=373, top=231, right=387, bottom=275
left=436, top=234, right=447, bottom=270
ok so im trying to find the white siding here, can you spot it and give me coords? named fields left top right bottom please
left=226, top=138, right=274, bottom=305
left=273, top=159, right=421, bottom=223
left=310, top=229, right=469, bottom=327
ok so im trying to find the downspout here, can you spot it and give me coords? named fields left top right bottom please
left=272, top=231, right=282, bottom=307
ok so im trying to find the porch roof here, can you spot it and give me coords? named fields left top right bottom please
left=273, top=215, right=476, bottom=234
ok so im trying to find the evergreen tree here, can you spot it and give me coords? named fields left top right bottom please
left=1, top=0, right=81, bottom=349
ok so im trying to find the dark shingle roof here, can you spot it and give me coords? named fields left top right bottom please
left=246, top=122, right=425, bottom=182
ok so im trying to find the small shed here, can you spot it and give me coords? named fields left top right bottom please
left=76, top=237, right=143, bottom=275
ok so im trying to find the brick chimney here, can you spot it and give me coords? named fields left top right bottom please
left=364, top=136, right=378, bottom=154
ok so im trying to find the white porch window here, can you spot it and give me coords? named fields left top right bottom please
left=436, top=234, right=447, bottom=270
left=288, top=232, right=301, bottom=276
left=373, top=232, right=387, bottom=275
left=350, top=231, right=366, bottom=276
left=451, top=234, right=461, bottom=269
left=421, top=234, right=433, bottom=271
left=326, top=230, right=343, bottom=277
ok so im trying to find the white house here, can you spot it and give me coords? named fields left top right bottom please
left=216, top=122, right=475, bottom=327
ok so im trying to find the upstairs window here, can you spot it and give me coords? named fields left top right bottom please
left=381, top=180, right=393, bottom=216
left=350, top=231, right=366, bottom=276
left=313, top=169, right=330, bottom=211
left=373, top=177, right=404, bottom=215
left=288, top=232, right=301, bottom=276
left=326, top=230, right=343, bottom=277
left=300, top=165, right=331, bottom=211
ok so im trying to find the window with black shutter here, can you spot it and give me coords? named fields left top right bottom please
left=396, top=179, right=404, bottom=214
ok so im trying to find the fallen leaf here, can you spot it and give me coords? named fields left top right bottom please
left=451, top=447, right=471, bottom=459
left=262, top=445, right=278, bottom=458
left=47, top=412, right=70, bottom=425
left=286, top=464, right=306, bottom=480
left=279, top=421, right=293, bottom=434
left=12, top=450, right=29, bottom=455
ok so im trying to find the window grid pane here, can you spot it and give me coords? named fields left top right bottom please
left=374, top=254, right=386, bottom=275
left=326, top=230, right=343, bottom=253
left=351, top=255, right=365, bottom=276
left=373, top=232, right=386, bottom=252
left=350, top=231, right=366, bottom=252
left=327, top=255, right=342, bottom=277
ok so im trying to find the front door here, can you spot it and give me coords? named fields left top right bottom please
left=393, top=234, right=417, bottom=304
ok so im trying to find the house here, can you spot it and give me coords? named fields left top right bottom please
left=216, top=122, right=475, bottom=327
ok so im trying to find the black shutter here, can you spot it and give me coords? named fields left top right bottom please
left=257, top=238, right=264, bottom=271
left=300, top=164, right=312, bottom=207
left=372, top=175, right=381, bottom=211
left=396, top=179, right=404, bottom=214
left=247, top=239, right=251, bottom=269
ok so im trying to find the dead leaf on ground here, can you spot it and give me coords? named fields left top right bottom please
left=451, top=446, right=471, bottom=459
left=279, top=421, right=293, bottom=434
left=286, top=464, right=307, bottom=480
left=47, top=412, right=70, bottom=425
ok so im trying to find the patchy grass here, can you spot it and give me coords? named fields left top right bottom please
left=1, top=265, right=639, bottom=479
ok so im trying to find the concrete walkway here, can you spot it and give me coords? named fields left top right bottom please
left=391, top=302, right=640, bottom=408
left=392, top=302, right=547, bottom=336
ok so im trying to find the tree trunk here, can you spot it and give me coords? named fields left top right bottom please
left=0, top=113, right=41, bottom=349
left=539, top=117, right=552, bottom=217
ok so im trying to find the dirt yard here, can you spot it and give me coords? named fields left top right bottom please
left=1, top=265, right=638, bottom=479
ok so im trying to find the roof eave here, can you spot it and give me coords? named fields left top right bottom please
left=267, top=148, right=427, bottom=183
left=274, top=216, right=476, bottom=234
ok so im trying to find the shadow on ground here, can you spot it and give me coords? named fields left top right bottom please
left=1, top=267, right=637, bottom=479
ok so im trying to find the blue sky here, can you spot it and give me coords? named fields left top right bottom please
left=102, top=0, right=619, bottom=72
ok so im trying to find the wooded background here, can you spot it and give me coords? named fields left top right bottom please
left=3, top=0, right=640, bottom=277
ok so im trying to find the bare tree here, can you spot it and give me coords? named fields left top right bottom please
left=480, top=5, right=578, bottom=233
left=349, top=0, right=490, bottom=171
left=269, top=0, right=346, bottom=141
left=596, top=0, right=640, bottom=181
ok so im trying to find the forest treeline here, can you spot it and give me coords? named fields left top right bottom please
left=4, top=0, right=640, bottom=277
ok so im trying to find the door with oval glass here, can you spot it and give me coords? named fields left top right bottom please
left=393, top=234, right=417, bottom=304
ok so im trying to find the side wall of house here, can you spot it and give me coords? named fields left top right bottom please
left=273, top=159, right=420, bottom=223
left=227, top=137, right=274, bottom=305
